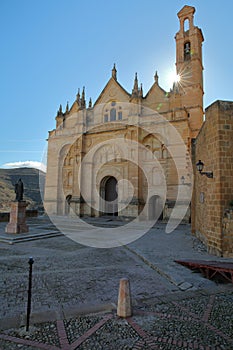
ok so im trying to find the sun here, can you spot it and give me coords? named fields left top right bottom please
left=167, top=70, right=180, bottom=87
left=174, top=73, right=180, bottom=83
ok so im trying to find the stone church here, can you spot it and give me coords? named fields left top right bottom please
left=44, top=5, right=204, bottom=221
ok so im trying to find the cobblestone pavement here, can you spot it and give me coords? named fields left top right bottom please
left=0, top=216, right=232, bottom=349
left=0, top=289, right=233, bottom=349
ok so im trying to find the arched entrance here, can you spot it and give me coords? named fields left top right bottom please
left=65, top=195, right=72, bottom=215
left=148, top=195, right=163, bottom=220
left=100, top=176, right=118, bottom=216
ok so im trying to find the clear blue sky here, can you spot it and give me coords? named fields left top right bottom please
left=1, top=0, right=232, bottom=171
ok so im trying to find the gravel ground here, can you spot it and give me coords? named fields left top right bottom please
left=6, top=321, right=60, bottom=347
left=0, top=290, right=232, bottom=349
left=78, top=318, right=140, bottom=350
left=64, top=315, right=103, bottom=343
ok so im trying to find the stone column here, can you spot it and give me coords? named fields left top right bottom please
left=5, top=201, right=29, bottom=234
left=117, top=278, right=132, bottom=318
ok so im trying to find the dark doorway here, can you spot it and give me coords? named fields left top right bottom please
left=148, top=195, right=163, bottom=220
left=65, top=194, right=72, bottom=215
left=100, top=176, right=118, bottom=216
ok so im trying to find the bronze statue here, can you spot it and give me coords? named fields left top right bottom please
left=15, top=178, right=24, bottom=201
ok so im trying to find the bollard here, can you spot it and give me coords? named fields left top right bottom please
left=26, top=257, right=34, bottom=331
left=117, top=278, right=132, bottom=318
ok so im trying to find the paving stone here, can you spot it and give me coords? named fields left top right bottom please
left=0, top=217, right=232, bottom=349
left=178, top=281, right=193, bottom=291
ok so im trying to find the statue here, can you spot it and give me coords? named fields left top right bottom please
left=15, top=178, right=24, bottom=201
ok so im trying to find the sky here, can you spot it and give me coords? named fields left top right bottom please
left=1, top=0, right=233, bottom=172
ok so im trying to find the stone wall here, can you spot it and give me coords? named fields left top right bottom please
left=222, top=209, right=233, bottom=257
left=193, top=100, right=233, bottom=256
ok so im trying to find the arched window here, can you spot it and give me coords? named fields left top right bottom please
left=161, top=144, right=167, bottom=159
left=184, top=41, right=191, bottom=61
left=110, top=108, right=116, bottom=121
left=104, top=102, right=122, bottom=122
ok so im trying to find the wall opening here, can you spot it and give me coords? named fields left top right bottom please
left=110, top=108, right=116, bottom=121
left=65, top=194, right=72, bottom=215
left=100, top=176, right=118, bottom=216
left=184, top=41, right=191, bottom=61
left=148, top=195, right=163, bottom=221
left=184, top=18, right=190, bottom=32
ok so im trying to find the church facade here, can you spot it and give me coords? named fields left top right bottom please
left=44, top=5, right=204, bottom=221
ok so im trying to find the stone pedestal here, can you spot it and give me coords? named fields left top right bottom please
left=117, top=278, right=132, bottom=318
left=5, top=201, right=29, bottom=234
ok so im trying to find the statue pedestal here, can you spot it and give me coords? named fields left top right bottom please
left=5, top=201, right=29, bottom=234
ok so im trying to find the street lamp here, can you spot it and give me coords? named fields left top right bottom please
left=196, top=160, right=213, bottom=178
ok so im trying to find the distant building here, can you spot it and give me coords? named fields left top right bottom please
left=44, top=5, right=204, bottom=222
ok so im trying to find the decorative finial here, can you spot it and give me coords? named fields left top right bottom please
left=66, top=102, right=69, bottom=113
left=57, top=104, right=63, bottom=116
left=81, top=86, right=86, bottom=108
left=76, top=88, right=80, bottom=103
left=154, top=71, right=159, bottom=84
left=88, top=98, right=92, bottom=108
left=132, top=72, right=139, bottom=97
left=173, top=81, right=179, bottom=94
left=112, top=63, right=117, bottom=80
left=139, top=83, right=143, bottom=98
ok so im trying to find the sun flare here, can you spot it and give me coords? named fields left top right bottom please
left=174, top=73, right=180, bottom=83
left=167, top=70, right=181, bottom=87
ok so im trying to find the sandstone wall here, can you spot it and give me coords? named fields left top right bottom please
left=194, top=100, right=233, bottom=256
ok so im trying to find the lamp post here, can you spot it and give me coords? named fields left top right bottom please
left=180, top=175, right=191, bottom=186
left=196, top=160, right=213, bottom=178
left=181, top=175, right=185, bottom=185
left=26, top=257, right=34, bottom=332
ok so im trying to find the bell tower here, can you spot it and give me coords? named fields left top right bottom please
left=175, top=5, right=204, bottom=137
